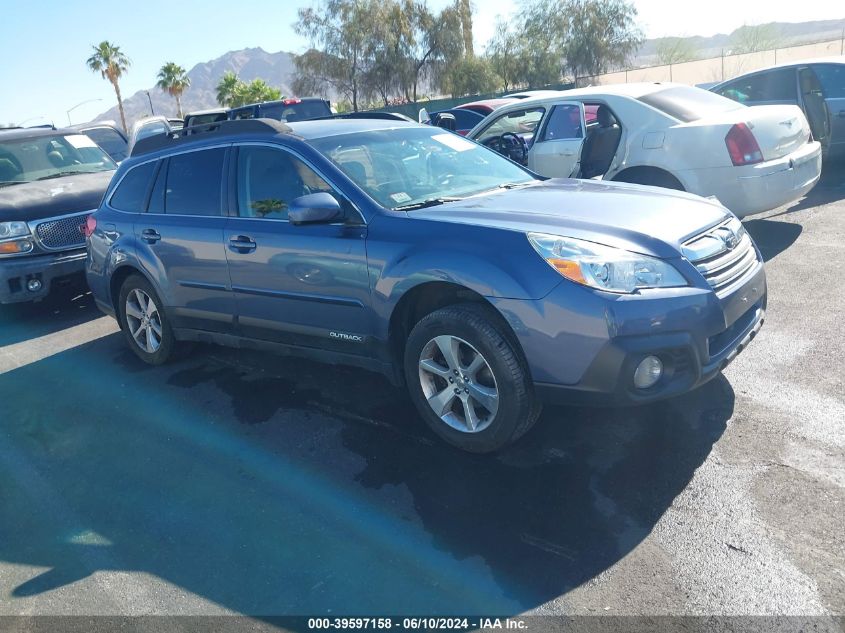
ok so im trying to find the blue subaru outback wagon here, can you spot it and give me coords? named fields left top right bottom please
left=86, top=118, right=766, bottom=452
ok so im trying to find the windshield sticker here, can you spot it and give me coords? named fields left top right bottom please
left=390, top=192, right=412, bottom=203
left=432, top=133, right=475, bottom=152
left=67, top=135, right=97, bottom=149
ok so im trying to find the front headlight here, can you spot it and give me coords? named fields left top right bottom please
left=527, top=233, right=688, bottom=294
left=0, top=221, right=30, bottom=240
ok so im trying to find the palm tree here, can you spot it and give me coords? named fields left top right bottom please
left=86, top=41, right=131, bottom=134
left=156, top=62, right=191, bottom=118
left=216, top=71, right=240, bottom=107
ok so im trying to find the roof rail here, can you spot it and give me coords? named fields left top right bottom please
left=131, top=118, right=292, bottom=157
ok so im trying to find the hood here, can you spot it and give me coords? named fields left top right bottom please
left=409, top=179, right=731, bottom=258
left=0, top=171, right=114, bottom=223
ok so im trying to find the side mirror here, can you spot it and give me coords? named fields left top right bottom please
left=418, top=107, right=429, bottom=124
left=436, top=112, right=456, bottom=131
left=288, top=192, right=343, bottom=225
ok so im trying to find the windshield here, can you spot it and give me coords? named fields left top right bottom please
left=638, top=86, right=744, bottom=122
left=308, top=126, right=535, bottom=210
left=0, top=133, right=116, bottom=187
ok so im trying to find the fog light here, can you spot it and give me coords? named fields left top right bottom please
left=26, top=278, right=42, bottom=292
left=634, top=355, right=663, bottom=389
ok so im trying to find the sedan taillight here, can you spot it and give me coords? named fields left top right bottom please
left=725, top=123, right=763, bottom=166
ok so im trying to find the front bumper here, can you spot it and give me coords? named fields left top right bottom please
left=0, top=249, right=87, bottom=304
left=489, top=259, right=767, bottom=406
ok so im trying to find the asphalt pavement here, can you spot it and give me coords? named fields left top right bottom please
left=0, top=165, right=843, bottom=622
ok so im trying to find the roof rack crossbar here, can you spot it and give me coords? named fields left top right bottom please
left=131, top=118, right=291, bottom=156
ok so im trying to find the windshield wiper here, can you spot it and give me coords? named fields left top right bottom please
left=36, top=171, right=87, bottom=181
left=497, top=182, right=532, bottom=190
left=394, top=196, right=463, bottom=211
left=0, top=181, right=23, bottom=189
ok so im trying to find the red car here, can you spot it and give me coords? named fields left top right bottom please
left=454, top=98, right=519, bottom=117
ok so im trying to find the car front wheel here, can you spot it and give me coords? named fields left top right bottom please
left=404, top=304, right=541, bottom=453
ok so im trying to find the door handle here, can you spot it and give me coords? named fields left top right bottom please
left=141, top=229, right=161, bottom=244
left=228, top=235, right=257, bottom=253
left=838, top=109, right=845, bottom=118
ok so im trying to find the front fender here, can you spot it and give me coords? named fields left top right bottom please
left=366, top=215, right=563, bottom=335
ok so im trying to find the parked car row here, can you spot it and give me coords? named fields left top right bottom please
left=7, top=63, right=839, bottom=451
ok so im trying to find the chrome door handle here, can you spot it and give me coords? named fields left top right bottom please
left=141, top=229, right=161, bottom=243
left=228, top=235, right=257, bottom=253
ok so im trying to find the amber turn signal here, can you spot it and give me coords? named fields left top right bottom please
left=0, top=239, right=33, bottom=255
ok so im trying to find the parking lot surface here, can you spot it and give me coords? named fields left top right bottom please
left=0, top=166, right=843, bottom=618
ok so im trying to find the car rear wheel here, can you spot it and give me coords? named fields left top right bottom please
left=118, top=275, right=177, bottom=365
left=614, top=168, right=684, bottom=191
left=404, top=303, right=541, bottom=453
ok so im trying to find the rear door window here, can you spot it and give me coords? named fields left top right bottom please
left=812, top=64, right=845, bottom=99
left=148, top=148, right=226, bottom=215
left=109, top=161, right=156, bottom=212
left=539, top=104, right=584, bottom=141
left=715, top=69, right=798, bottom=103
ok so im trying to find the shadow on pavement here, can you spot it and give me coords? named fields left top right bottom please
left=743, top=219, right=803, bottom=262
left=0, top=333, right=734, bottom=615
left=0, top=277, right=99, bottom=348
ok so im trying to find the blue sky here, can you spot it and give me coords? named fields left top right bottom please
left=1, top=0, right=842, bottom=126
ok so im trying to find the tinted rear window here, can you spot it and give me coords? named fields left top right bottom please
left=154, top=148, right=225, bottom=215
left=260, top=101, right=331, bottom=122
left=638, top=86, right=743, bottom=122
left=109, top=161, right=156, bottom=212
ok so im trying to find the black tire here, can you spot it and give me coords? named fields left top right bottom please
left=118, top=274, right=177, bottom=365
left=404, top=303, right=541, bottom=453
left=614, top=168, right=684, bottom=191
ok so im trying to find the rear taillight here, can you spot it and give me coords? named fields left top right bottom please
left=81, top=215, right=96, bottom=238
left=725, top=123, right=763, bottom=166
left=283, top=98, right=302, bottom=105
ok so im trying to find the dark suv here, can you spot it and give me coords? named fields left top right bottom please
left=86, top=118, right=766, bottom=452
left=229, top=98, right=332, bottom=123
left=0, top=127, right=117, bottom=303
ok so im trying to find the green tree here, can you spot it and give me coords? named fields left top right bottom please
left=216, top=71, right=240, bottom=107
left=457, top=0, right=474, bottom=57
left=514, top=0, right=563, bottom=88
left=442, top=56, right=501, bottom=97
left=231, top=79, right=282, bottom=107
left=86, top=41, right=131, bottom=133
left=156, top=62, right=191, bottom=118
left=730, top=23, right=781, bottom=54
left=406, top=0, right=464, bottom=101
left=293, top=0, right=372, bottom=111
left=655, top=37, right=698, bottom=65
left=487, top=19, right=523, bottom=92
left=363, top=0, right=413, bottom=105
left=561, top=0, right=643, bottom=83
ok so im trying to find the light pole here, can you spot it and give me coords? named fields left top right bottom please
left=66, top=98, right=103, bottom=125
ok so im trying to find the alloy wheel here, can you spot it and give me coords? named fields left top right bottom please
left=418, top=335, right=499, bottom=433
left=125, top=288, right=163, bottom=354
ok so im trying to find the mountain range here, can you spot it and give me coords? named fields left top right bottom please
left=96, top=47, right=299, bottom=127
left=96, top=19, right=845, bottom=128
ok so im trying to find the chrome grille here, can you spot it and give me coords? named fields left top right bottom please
left=683, top=218, right=759, bottom=292
left=32, top=213, right=90, bottom=251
